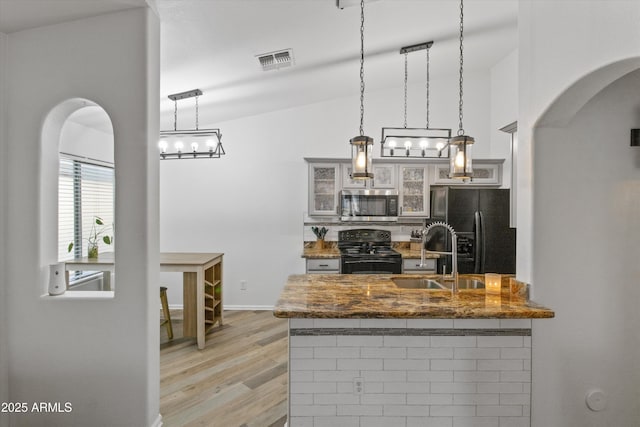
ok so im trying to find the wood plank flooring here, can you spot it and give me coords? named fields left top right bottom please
left=160, top=310, right=288, bottom=427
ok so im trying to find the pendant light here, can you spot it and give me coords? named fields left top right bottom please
left=349, top=0, right=374, bottom=180
left=158, top=89, right=226, bottom=160
left=449, top=0, right=474, bottom=179
left=380, top=41, right=451, bottom=158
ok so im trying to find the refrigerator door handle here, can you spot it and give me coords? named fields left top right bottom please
left=473, top=211, right=482, bottom=273
left=479, top=211, right=486, bottom=273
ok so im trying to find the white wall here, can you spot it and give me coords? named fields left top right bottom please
left=159, top=70, right=494, bottom=308
left=532, top=69, right=640, bottom=427
left=518, top=2, right=640, bottom=426
left=490, top=49, right=518, bottom=189
left=5, top=8, right=160, bottom=427
left=0, top=30, right=9, bottom=427
left=518, top=0, right=640, bottom=282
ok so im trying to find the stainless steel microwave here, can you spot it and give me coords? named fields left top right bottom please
left=340, top=189, right=399, bottom=221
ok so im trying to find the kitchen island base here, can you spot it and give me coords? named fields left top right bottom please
left=288, top=318, right=533, bottom=427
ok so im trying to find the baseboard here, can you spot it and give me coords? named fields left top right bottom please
left=150, top=414, right=162, bottom=427
left=167, top=304, right=274, bottom=311
left=225, top=305, right=274, bottom=311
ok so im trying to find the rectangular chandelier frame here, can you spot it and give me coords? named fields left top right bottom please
left=380, top=127, right=451, bottom=158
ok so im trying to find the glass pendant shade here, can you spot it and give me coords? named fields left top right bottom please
left=449, top=135, right=474, bottom=179
left=350, top=135, right=374, bottom=179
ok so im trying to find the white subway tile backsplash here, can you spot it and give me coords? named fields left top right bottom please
left=314, top=347, right=359, bottom=359
left=362, top=347, right=406, bottom=359
left=408, top=347, right=454, bottom=359
left=430, top=405, right=476, bottom=417
left=337, top=405, right=383, bottom=416
left=290, top=319, right=315, bottom=328
left=498, top=319, right=532, bottom=329
left=338, top=358, right=383, bottom=371
left=289, top=330, right=532, bottom=427
left=314, top=393, right=360, bottom=405
left=314, top=319, right=361, bottom=328
left=455, top=347, right=500, bottom=360
left=453, top=416, right=499, bottom=427
left=453, top=319, right=500, bottom=329
left=314, top=370, right=359, bottom=383
left=431, top=336, right=477, bottom=348
left=313, top=416, right=359, bottom=427
left=453, top=393, right=499, bottom=406
left=499, top=417, right=530, bottom=427
left=384, top=359, right=428, bottom=371
left=384, top=404, right=430, bottom=416
left=500, top=348, right=531, bottom=360
left=431, top=359, right=477, bottom=371
left=384, top=335, right=429, bottom=347
left=337, top=336, right=382, bottom=347
left=430, top=382, right=476, bottom=394
left=290, top=404, right=337, bottom=417
left=362, top=416, right=408, bottom=427
left=408, top=417, right=453, bottom=427
left=500, top=393, right=531, bottom=406
left=361, top=393, right=406, bottom=405
left=477, top=336, right=523, bottom=348
left=478, top=360, right=523, bottom=371
left=476, top=405, right=522, bottom=417
left=291, top=336, right=337, bottom=347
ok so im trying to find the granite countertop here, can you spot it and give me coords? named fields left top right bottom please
left=273, top=274, right=554, bottom=319
left=301, top=242, right=438, bottom=259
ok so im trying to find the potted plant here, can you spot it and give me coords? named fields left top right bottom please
left=311, top=226, right=328, bottom=249
left=68, top=216, right=113, bottom=259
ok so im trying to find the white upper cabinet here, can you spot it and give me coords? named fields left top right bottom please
left=308, top=163, right=340, bottom=216
left=342, top=163, right=396, bottom=189
left=398, top=165, right=430, bottom=217
left=432, top=159, right=503, bottom=186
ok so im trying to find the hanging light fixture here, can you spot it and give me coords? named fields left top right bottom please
left=380, top=41, right=451, bottom=158
left=158, top=89, right=226, bottom=160
left=449, top=0, right=474, bottom=179
left=349, top=0, right=374, bottom=180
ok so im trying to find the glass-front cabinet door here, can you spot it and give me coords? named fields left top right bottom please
left=309, top=163, right=339, bottom=216
left=398, top=165, right=429, bottom=217
left=342, top=163, right=396, bottom=189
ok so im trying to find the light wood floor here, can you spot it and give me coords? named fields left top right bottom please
left=160, top=310, right=288, bottom=427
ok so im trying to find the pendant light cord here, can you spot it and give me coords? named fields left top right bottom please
left=359, top=0, right=365, bottom=136
left=426, top=45, right=430, bottom=129
left=173, top=99, right=178, bottom=131
left=403, top=52, right=408, bottom=128
left=458, top=0, right=465, bottom=136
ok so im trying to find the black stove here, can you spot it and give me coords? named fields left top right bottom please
left=338, top=229, right=402, bottom=274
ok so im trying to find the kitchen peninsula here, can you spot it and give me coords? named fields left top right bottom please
left=274, top=274, right=553, bottom=427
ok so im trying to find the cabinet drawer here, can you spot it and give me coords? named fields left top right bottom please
left=306, top=258, right=340, bottom=273
left=402, top=258, right=436, bottom=272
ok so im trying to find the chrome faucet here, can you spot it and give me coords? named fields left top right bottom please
left=421, top=221, right=458, bottom=287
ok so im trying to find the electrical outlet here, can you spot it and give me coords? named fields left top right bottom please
left=353, top=377, right=363, bottom=395
left=240, top=280, right=247, bottom=290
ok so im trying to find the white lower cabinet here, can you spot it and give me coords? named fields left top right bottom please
left=305, top=258, right=339, bottom=274
left=402, top=258, right=436, bottom=273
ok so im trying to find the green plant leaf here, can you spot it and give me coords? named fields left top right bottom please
left=67, top=242, right=74, bottom=252
left=95, top=217, right=104, bottom=225
left=103, top=236, right=111, bottom=245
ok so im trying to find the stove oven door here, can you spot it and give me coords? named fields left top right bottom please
left=341, top=257, right=402, bottom=274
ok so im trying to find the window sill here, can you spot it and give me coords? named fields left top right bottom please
left=41, top=291, right=114, bottom=300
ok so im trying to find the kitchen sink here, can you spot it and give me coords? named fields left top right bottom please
left=391, top=278, right=446, bottom=289
left=392, top=277, right=485, bottom=290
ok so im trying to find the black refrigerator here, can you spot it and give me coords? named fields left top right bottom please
left=427, top=186, right=516, bottom=274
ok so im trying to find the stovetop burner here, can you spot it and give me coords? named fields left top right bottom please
left=338, top=229, right=400, bottom=258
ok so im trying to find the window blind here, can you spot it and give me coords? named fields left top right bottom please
left=58, top=156, right=115, bottom=262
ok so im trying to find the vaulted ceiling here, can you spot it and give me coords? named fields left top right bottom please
left=1, top=0, right=518, bottom=125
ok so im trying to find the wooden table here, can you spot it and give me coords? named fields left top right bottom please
left=65, top=252, right=224, bottom=349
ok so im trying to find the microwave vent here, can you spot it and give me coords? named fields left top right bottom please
left=257, top=49, right=294, bottom=71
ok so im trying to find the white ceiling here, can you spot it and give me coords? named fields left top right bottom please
left=0, top=0, right=518, bottom=126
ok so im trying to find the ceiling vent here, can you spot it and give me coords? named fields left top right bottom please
left=257, top=49, right=294, bottom=71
